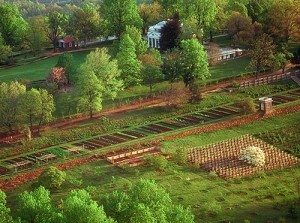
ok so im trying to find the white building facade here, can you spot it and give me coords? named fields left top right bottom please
left=147, top=21, right=167, bottom=49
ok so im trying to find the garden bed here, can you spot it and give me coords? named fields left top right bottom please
left=188, top=135, right=299, bottom=179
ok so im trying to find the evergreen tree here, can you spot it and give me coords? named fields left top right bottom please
left=116, top=34, right=142, bottom=87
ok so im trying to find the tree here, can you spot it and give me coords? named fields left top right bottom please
left=265, top=0, right=300, bottom=43
left=140, top=49, right=164, bottom=95
left=160, top=13, right=181, bottom=51
left=226, top=12, right=253, bottom=45
left=0, top=81, right=26, bottom=132
left=76, top=70, right=103, bottom=119
left=124, top=26, right=148, bottom=57
left=66, top=3, right=103, bottom=45
left=0, top=3, right=27, bottom=48
left=0, top=34, right=12, bottom=65
left=0, top=190, right=13, bottom=223
left=22, top=88, right=42, bottom=130
left=36, top=89, right=55, bottom=132
left=101, top=0, right=143, bottom=39
left=45, top=11, right=66, bottom=51
left=116, top=34, right=141, bottom=87
left=162, top=48, right=182, bottom=84
left=80, top=48, right=123, bottom=99
left=47, top=67, right=68, bottom=89
left=249, top=33, right=275, bottom=77
left=101, top=190, right=130, bottom=221
left=16, top=186, right=59, bottom=223
left=145, top=155, right=168, bottom=171
left=26, top=16, right=48, bottom=56
left=173, top=148, right=188, bottom=165
left=180, top=0, right=217, bottom=41
left=38, top=166, right=66, bottom=190
left=270, top=51, right=292, bottom=74
left=61, top=189, right=114, bottom=223
left=156, top=0, right=182, bottom=18
left=180, top=39, right=210, bottom=88
left=139, top=2, right=163, bottom=34
left=56, top=53, right=76, bottom=84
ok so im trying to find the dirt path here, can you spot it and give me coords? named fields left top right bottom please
left=0, top=65, right=298, bottom=143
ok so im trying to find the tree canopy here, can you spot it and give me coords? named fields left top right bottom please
left=101, top=0, right=143, bottom=39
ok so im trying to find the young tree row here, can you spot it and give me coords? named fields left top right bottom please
left=0, top=179, right=195, bottom=223
left=0, top=82, right=54, bottom=132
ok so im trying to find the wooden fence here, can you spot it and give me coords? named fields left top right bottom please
left=239, top=70, right=300, bottom=88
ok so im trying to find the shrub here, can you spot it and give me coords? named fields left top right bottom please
left=38, top=166, right=66, bottom=190
left=145, top=155, right=168, bottom=171
left=237, top=97, right=257, bottom=114
left=239, top=146, right=265, bottom=167
left=173, top=148, right=187, bottom=165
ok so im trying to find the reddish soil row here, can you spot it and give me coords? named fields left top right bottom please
left=0, top=104, right=299, bottom=191
left=0, top=155, right=101, bottom=191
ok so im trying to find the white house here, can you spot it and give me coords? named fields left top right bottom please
left=147, top=21, right=167, bottom=49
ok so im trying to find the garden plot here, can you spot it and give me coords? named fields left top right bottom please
left=188, top=135, right=299, bottom=179
left=272, top=95, right=297, bottom=105
left=3, top=157, right=35, bottom=171
left=0, top=166, right=11, bottom=176
left=73, top=141, right=99, bottom=151
left=48, top=146, right=83, bottom=157
left=121, top=130, right=146, bottom=138
left=156, top=121, right=182, bottom=130
left=27, top=151, right=57, bottom=163
left=106, top=146, right=162, bottom=167
left=87, top=138, right=111, bottom=147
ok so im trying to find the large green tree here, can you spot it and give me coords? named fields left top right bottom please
left=36, top=89, right=55, bottom=133
left=0, top=81, right=26, bottom=132
left=0, top=34, right=12, bottom=65
left=116, top=34, right=141, bottom=87
left=180, top=0, right=217, bottom=41
left=80, top=48, right=123, bottom=99
left=76, top=70, right=103, bottom=119
left=16, top=186, right=59, bottom=223
left=101, top=0, right=143, bottom=39
left=102, top=179, right=195, bottom=223
left=0, top=3, right=27, bottom=48
left=45, top=11, right=66, bottom=51
left=0, top=190, right=13, bottom=223
left=124, top=26, right=148, bottom=57
left=61, top=189, right=114, bottom=223
left=66, top=3, right=103, bottom=45
left=180, top=39, right=210, bottom=88
left=26, top=16, right=48, bottom=56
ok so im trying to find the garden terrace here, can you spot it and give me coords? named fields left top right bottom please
left=105, top=146, right=162, bottom=167
left=188, top=135, right=299, bottom=179
left=26, top=151, right=57, bottom=163
left=0, top=166, right=11, bottom=176
left=3, top=158, right=34, bottom=171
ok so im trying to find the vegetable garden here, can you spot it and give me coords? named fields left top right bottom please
left=188, top=135, right=299, bottom=179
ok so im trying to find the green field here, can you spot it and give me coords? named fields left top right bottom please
left=0, top=50, right=90, bottom=83
left=5, top=111, right=300, bottom=223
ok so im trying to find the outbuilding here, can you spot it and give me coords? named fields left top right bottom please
left=57, top=37, right=76, bottom=50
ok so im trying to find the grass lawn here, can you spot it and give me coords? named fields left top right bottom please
left=0, top=50, right=90, bottom=83
left=5, top=111, right=300, bottom=223
left=203, top=56, right=252, bottom=85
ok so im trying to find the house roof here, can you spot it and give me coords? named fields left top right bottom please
left=59, top=36, right=74, bottom=43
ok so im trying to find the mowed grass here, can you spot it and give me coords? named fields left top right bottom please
left=6, top=111, right=300, bottom=223
left=0, top=50, right=90, bottom=82
left=203, top=56, right=252, bottom=84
